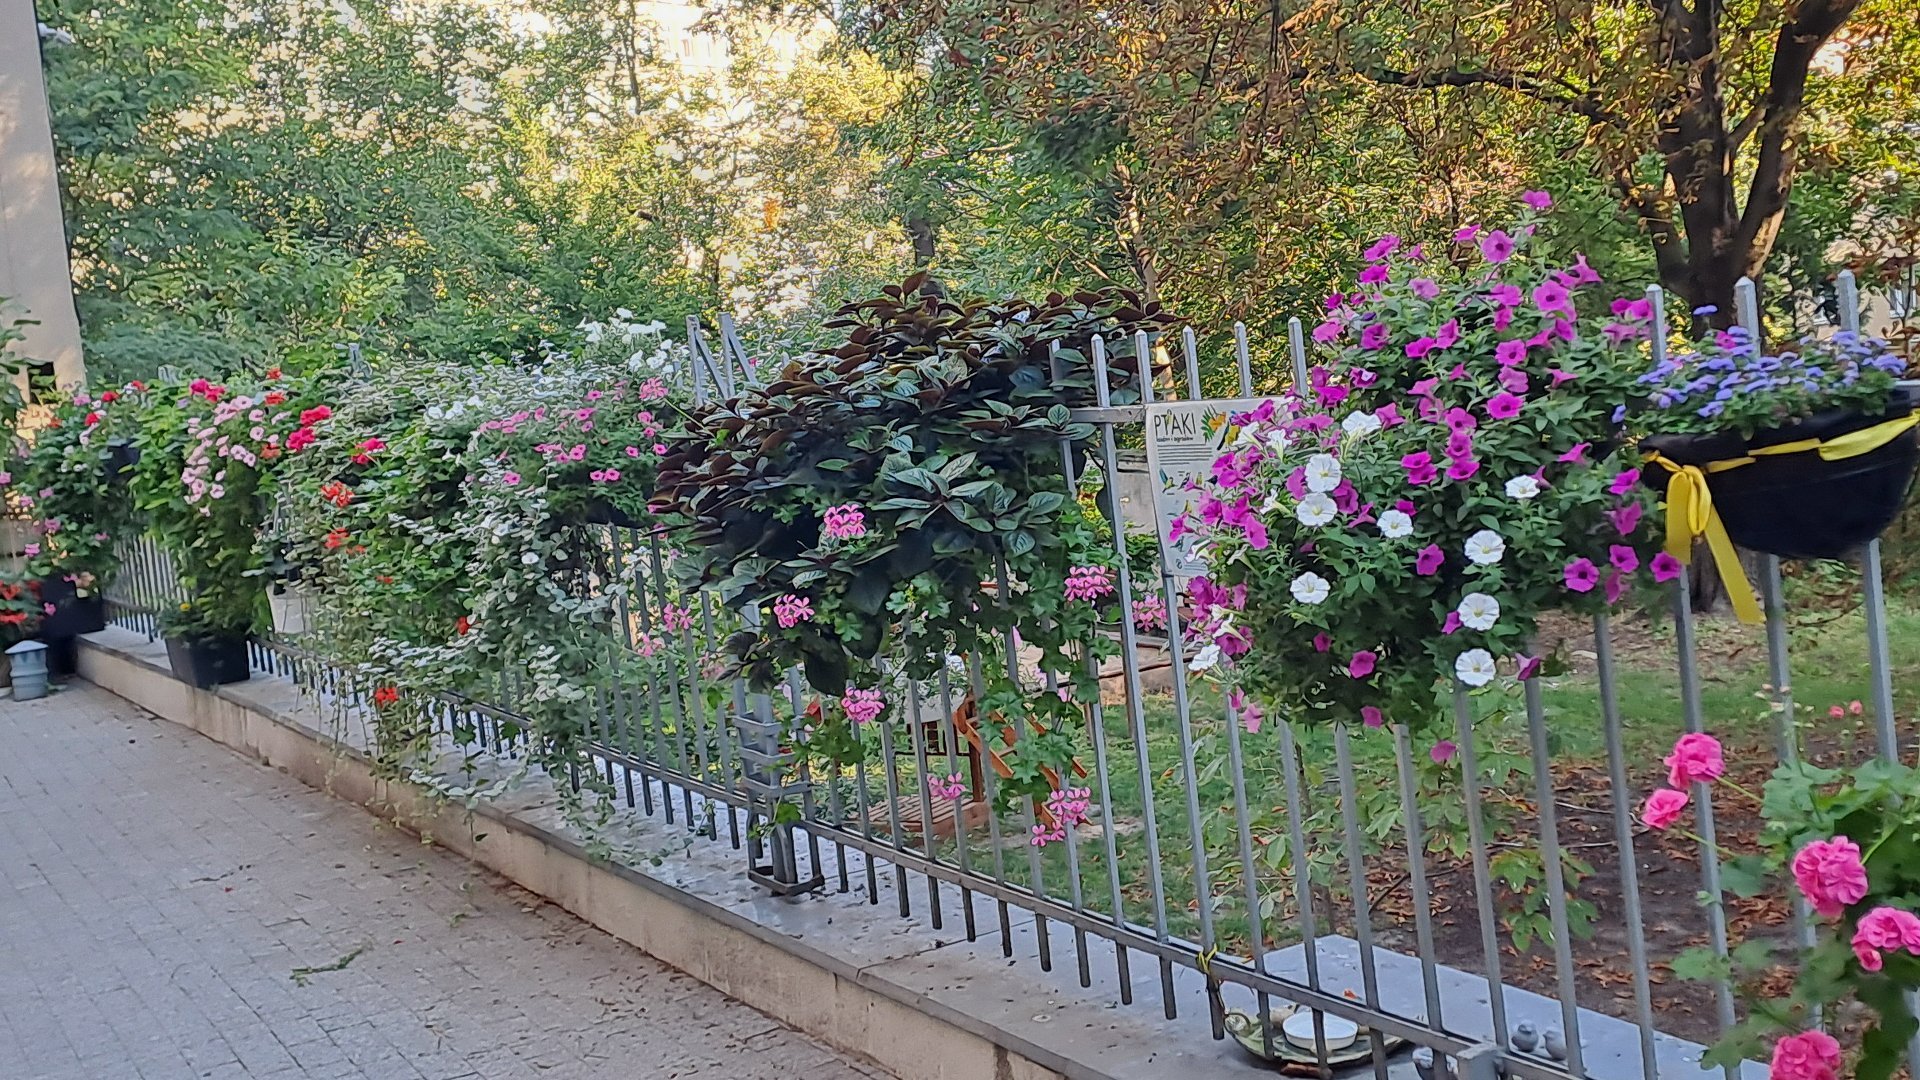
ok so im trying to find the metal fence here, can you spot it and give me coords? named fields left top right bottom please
left=101, top=272, right=1918, bottom=1080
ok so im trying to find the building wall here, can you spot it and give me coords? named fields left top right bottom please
left=0, top=0, right=84, bottom=388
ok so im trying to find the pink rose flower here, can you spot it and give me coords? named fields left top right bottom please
left=1770, top=1030, right=1841, bottom=1080
left=1664, top=732, right=1725, bottom=788
left=1641, top=788, right=1689, bottom=829
left=1792, top=837, right=1870, bottom=918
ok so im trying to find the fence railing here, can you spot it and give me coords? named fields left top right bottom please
left=101, top=272, right=1920, bottom=1080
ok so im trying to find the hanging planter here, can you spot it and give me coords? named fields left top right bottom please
left=163, top=633, right=251, bottom=689
left=1642, top=389, right=1918, bottom=561
left=37, top=576, right=106, bottom=639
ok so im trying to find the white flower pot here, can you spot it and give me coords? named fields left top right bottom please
left=268, top=585, right=315, bottom=636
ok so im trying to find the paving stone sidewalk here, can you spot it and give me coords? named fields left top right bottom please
left=0, top=683, right=891, bottom=1080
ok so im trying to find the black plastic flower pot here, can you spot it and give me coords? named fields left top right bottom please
left=107, top=439, right=141, bottom=477
left=37, top=578, right=106, bottom=639
left=583, top=497, right=645, bottom=529
left=1642, top=388, right=1919, bottom=560
left=163, top=634, right=252, bottom=689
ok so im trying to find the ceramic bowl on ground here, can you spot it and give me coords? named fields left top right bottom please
left=1281, top=1011, right=1358, bottom=1052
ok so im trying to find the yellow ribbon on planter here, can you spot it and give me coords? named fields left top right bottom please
left=1643, top=412, right=1920, bottom=626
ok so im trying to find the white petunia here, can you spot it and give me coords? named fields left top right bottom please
left=1341, top=410, right=1382, bottom=437
left=1263, top=429, right=1291, bottom=455
left=1455, top=648, right=1497, bottom=687
left=1463, top=529, right=1506, bottom=566
left=1190, top=643, right=1223, bottom=672
left=1304, top=453, right=1343, bottom=493
left=1289, top=572, right=1332, bottom=605
left=1377, top=509, right=1413, bottom=538
left=1456, top=592, right=1501, bottom=631
left=1295, top=493, right=1337, bottom=527
left=1505, top=475, right=1542, bottom=500
left=521, top=551, right=541, bottom=565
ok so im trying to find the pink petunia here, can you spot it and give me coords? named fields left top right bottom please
left=1485, top=393, right=1523, bottom=420
left=1564, top=558, right=1601, bottom=593
left=1410, top=278, right=1440, bottom=300
left=1559, top=442, right=1591, bottom=465
left=1402, top=451, right=1438, bottom=486
left=1312, top=632, right=1331, bottom=653
left=1445, top=457, right=1480, bottom=482
left=1650, top=551, right=1683, bottom=583
left=1608, top=468, right=1642, bottom=495
left=1360, top=323, right=1390, bottom=350
left=1521, top=190, right=1554, bottom=211
left=1494, top=339, right=1528, bottom=367
left=1434, top=320, right=1461, bottom=349
left=1414, top=545, right=1444, bottom=576
left=1479, top=230, right=1515, bottom=264
left=1430, top=740, right=1459, bottom=764
left=1361, top=706, right=1384, bottom=728
left=1533, top=281, right=1575, bottom=317
left=1349, top=651, right=1378, bottom=678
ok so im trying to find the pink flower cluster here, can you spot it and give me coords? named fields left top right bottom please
left=1131, top=594, right=1167, bottom=632
left=1792, top=837, right=1870, bottom=919
left=772, top=594, right=813, bottom=628
left=1228, top=687, right=1263, bottom=734
left=661, top=603, right=695, bottom=633
left=927, top=773, right=967, bottom=801
left=589, top=468, right=622, bottom=483
left=1063, top=565, right=1114, bottom=603
left=1031, top=786, right=1093, bottom=847
left=1641, top=732, right=1724, bottom=830
left=1770, top=1030, right=1841, bottom=1080
left=1851, top=905, right=1920, bottom=971
left=822, top=503, right=867, bottom=541
left=841, top=688, right=884, bottom=725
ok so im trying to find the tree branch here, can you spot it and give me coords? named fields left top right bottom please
left=1734, top=0, right=1862, bottom=263
left=1362, top=65, right=1619, bottom=126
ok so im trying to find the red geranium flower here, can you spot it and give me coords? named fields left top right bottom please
left=372, top=686, right=399, bottom=707
left=455, top=616, right=471, bottom=636
left=324, top=527, right=349, bottom=550
left=299, top=406, right=332, bottom=425
left=264, top=390, right=286, bottom=406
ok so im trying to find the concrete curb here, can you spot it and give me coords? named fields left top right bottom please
left=78, top=628, right=1268, bottom=1080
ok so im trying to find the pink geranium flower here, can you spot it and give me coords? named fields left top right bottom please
left=1851, top=906, right=1920, bottom=972
left=1664, top=733, right=1725, bottom=787
left=1770, top=1030, right=1841, bottom=1080
left=1642, top=788, right=1689, bottom=829
left=1792, top=836, right=1870, bottom=918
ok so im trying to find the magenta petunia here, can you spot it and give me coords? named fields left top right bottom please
left=1498, top=367, right=1529, bottom=394
left=1393, top=499, right=1416, bottom=516
left=1445, top=456, right=1481, bottom=482
left=1364, top=234, right=1400, bottom=261
left=1312, top=319, right=1343, bottom=342
left=1609, top=501, right=1644, bottom=534
left=1564, top=558, right=1601, bottom=593
left=1415, top=544, right=1444, bottom=576
left=1485, top=393, right=1523, bottom=420
left=1488, top=283, right=1523, bottom=306
left=1402, top=451, right=1439, bottom=485
left=1516, top=655, right=1544, bottom=680
left=1650, top=551, right=1683, bottom=583
left=1493, top=306, right=1514, bottom=330
left=1609, top=545, right=1641, bottom=574
left=1558, top=441, right=1591, bottom=465
left=1494, top=339, right=1528, bottom=366
left=1349, top=651, right=1378, bottom=678
left=1608, top=468, right=1642, bottom=495
left=1604, top=569, right=1627, bottom=605
left=1441, top=611, right=1462, bottom=635
left=1360, top=323, right=1390, bottom=350
left=1434, top=320, right=1461, bottom=349
left=1445, top=430, right=1475, bottom=460
left=1444, top=407, right=1477, bottom=433
left=1359, top=263, right=1389, bottom=285
left=1521, top=190, right=1553, bottom=211
left=1452, top=225, right=1479, bottom=244
left=1361, top=706, right=1385, bottom=728
left=1479, top=230, right=1515, bottom=264
left=1312, top=632, right=1331, bottom=653
left=1430, top=740, right=1458, bottom=764
left=1406, top=336, right=1437, bottom=358
left=1410, top=278, right=1440, bottom=300
left=1376, top=403, right=1404, bottom=427
left=1532, top=281, right=1575, bottom=317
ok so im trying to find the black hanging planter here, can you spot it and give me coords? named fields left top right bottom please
left=37, top=577, right=106, bottom=639
left=583, top=497, right=645, bottom=529
left=107, top=439, right=141, bottom=478
left=1642, top=387, right=1920, bottom=560
left=164, top=634, right=252, bottom=689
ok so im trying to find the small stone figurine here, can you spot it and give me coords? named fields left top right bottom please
left=1542, top=1028, right=1568, bottom=1062
left=1510, top=1021, right=1540, bottom=1054
left=1412, top=1047, right=1435, bottom=1080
